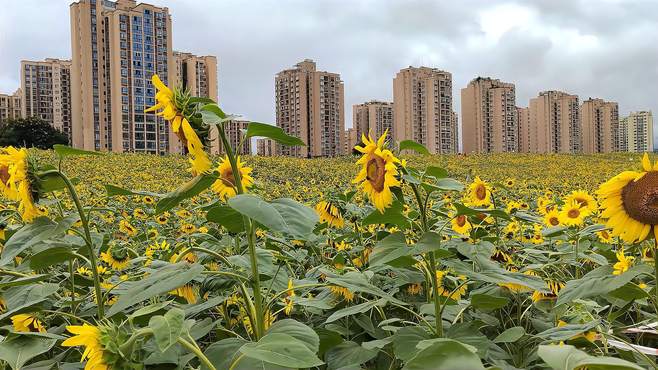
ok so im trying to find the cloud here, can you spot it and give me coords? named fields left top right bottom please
left=1, top=0, right=656, bottom=148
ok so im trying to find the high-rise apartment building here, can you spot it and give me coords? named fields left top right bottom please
left=256, top=138, right=275, bottom=156
left=210, top=119, right=251, bottom=156
left=275, top=59, right=344, bottom=158
left=70, top=0, right=174, bottom=154
left=21, top=59, right=72, bottom=142
left=621, top=111, right=653, bottom=153
left=517, top=107, right=531, bottom=153
left=353, top=101, right=393, bottom=141
left=0, top=89, right=22, bottom=126
left=461, top=77, right=517, bottom=153
left=393, top=66, right=456, bottom=154
left=528, top=91, right=581, bottom=153
left=173, top=51, right=218, bottom=155
left=580, top=98, right=620, bottom=154
left=343, top=127, right=358, bottom=155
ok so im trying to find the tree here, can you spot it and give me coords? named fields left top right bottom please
left=0, top=116, right=68, bottom=149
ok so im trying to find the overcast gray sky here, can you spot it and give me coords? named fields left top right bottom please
left=1, top=0, right=656, bottom=147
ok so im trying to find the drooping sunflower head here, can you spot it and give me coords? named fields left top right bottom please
left=100, top=245, right=131, bottom=271
left=466, top=176, right=492, bottom=207
left=211, top=156, right=254, bottom=200
left=315, top=200, right=345, bottom=228
left=0, top=147, right=41, bottom=222
left=352, top=131, right=401, bottom=213
left=11, top=313, right=46, bottom=333
left=597, top=153, right=658, bottom=244
left=63, top=322, right=135, bottom=370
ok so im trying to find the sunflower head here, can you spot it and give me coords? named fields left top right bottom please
left=315, top=200, right=345, bottom=228
left=466, top=176, right=492, bottom=207
left=0, top=147, right=43, bottom=222
left=352, top=131, right=401, bottom=213
left=597, top=153, right=658, bottom=243
left=211, top=156, right=254, bottom=200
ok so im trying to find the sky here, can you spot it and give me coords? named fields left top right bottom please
left=1, top=0, right=656, bottom=148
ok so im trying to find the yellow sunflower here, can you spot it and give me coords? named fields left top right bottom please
left=315, top=201, right=345, bottom=228
left=466, top=176, right=492, bottom=207
left=118, top=219, right=137, bottom=237
left=62, top=324, right=109, bottom=370
left=11, top=313, right=45, bottom=333
left=100, top=245, right=131, bottom=270
left=145, top=74, right=211, bottom=175
left=543, top=208, right=561, bottom=227
left=170, top=284, right=198, bottom=304
left=597, top=153, right=658, bottom=244
left=0, top=147, right=41, bottom=222
left=353, top=131, right=401, bottom=213
left=564, top=190, right=598, bottom=214
left=211, top=156, right=254, bottom=200
left=559, top=200, right=589, bottom=227
left=330, top=285, right=355, bottom=302
left=612, top=248, right=634, bottom=275
left=532, top=281, right=564, bottom=302
left=451, top=215, right=472, bottom=235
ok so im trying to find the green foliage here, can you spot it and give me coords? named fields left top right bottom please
left=0, top=116, right=68, bottom=149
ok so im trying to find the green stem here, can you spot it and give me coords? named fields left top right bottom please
left=69, top=259, right=76, bottom=321
left=178, top=337, right=217, bottom=370
left=654, top=239, right=658, bottom=314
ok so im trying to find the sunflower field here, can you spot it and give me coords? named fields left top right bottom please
left=0, top=76, right=657, bottom=370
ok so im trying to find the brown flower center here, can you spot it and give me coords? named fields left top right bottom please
left=366, top=155, right=386, bottom=192
left=475, top=184, right=486, bottom=200
left=0, top=165, right=9, bottom=185
left=456, top=215, right=467, bottom=227
left=621, top=171, right=658, bottom=224
left=567, top=209, right=580, bottom=219
left=549, top=217, right=559, bottom=226
left=221, top=168, right=236, bottom=187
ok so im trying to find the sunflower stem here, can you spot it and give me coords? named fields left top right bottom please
left=654, top=237, right=658, bottom=315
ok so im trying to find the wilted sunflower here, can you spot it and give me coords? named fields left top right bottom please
left=466, top=176, right=492, bottom=207
left=315, top=200, right=344, bottom=228
left=211, top=156, right=254, bottom=199
left=100, top=245, right=131, bottom=270
left=11, top=313, right=45, bottom=333
left=597, top=153, right=658, bottom=243
left=353, top=131, right=401, bottom=213
left=0, top=146, right=41, bottom=222
left=62, top=324, right=109, bottom=370
left=145, top=74, right=211, bottom=175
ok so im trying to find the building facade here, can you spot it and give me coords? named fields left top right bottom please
left=275, top=59, right=344, bottom=157
left=20, top=59, right=72, bottom=142
left=528, top=90, right=581, bottom=153
left=517, top=107, right=531, bottom=153
left=580, top=98, right=620, bottom=154
left=352, top=100, right=393, bottom=141
left=210, top=119, right=251, bottom=156
left=343, top=127, right=358, bottom=155
left=256, top=138, right=276, bottom=156
left=622, top=111, right=653, bottom=153
left=461, top=77, right=517, bottom=153
left=70, top=0, right=174, bottom=154
left=0, top=89, right=22, bottom=126
left=393, top=66, right=456, bottom=154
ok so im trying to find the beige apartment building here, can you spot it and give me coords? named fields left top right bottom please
left=0, top=89, right=22, bottom=126
left=70, top=0, right=175, bottom=154
left=343, top=127, right=358, bottom=155
left=393, top=66, right=456, bottom=154
left=517, top=107, right=531, bottom=152
left=256, top=138, right=276, bottom=156
left=580, top=98, right=620, bottom=154
left=528, top=91, right=581, bottom=153
left=173, top=51, right=218, bottom=154
left=461, top=77, right=517, bottom=153
left=353, top=100, right=394, bottom=142
left=275, top=59, right=344, bottom=157
left=20, top=59, right=72, bottom=142
left=621, top=111, right=653, bottom=153
left=210, top=119, right=251, bottom=156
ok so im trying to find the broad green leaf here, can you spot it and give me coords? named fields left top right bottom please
left=369, top=233, right=415, bottom=268
left=107, top=263, right=203, bottom=317
left=325, top=341, right=378, bottom=370
left=29, top=246, right=77, bottom=270
left=424, top=166, right=448, bottom=179
left=327, top=272, right=406, bottom=305
left=201, top=103, right=227, bottom=119
left=105, top=184, right=159, bottom=197
left=556, top=265, right=652, bottom=306
left=403, top=339, right=486, bottom=370
left=470, top=294, right=510, bottom=311
left=0, top=274, right=49, bottom=289
left=538, top=344, right=644, bottom=370
left=203, top=338, right=291, bottom=370
left=434, top=178, right=464, bottom=192
left=316, top=328, right=343, bottom=357
left=0, top=336, right=56, bottom=370
left=536, top=321, right=599, bottom=342
left=53, top=144, right=101, bottom=157
left=206, top=205, right=245, bottom=233
left=0, top=216, right=77, bottom=266
left=362, top=201, right=409, bottom=229
left=411, top=232, right=453, bottom=256
left=156, top=174, right=217, bottom=214
left=326, top=298, right=388, bottom=323
left=149, top=307, right=185, bottom=352
left=129, top=301, right=172, bottom=320
left=239, top=333, right=324, bottom=368
left=393, top=326, right=432, bottom=361
left=267, top=319, right=320, bottom=353
left=399, top=140, right=429, bottom=154
left=228, top=195, right=318, bottom=239
left=245, top=122, right=306, bottom=147
left=494, top=327, right=525, bottom=343
left=0, top=283, right=59, bottom=319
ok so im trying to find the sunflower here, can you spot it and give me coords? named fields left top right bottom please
left=612, top=248, right=634, bottom=275
left=543, top=208, right=561, bottom=227
left=353, top=131, right=401, bottom=213
left=330, top=285, right=355, bottom=302
left=597, top=153, right=658, bottom=244
left=180, top=223, right=197, bottom=234
left=11, top=313, right=45, bottom=333
left=532, top=281, right=564, bottom=302
left=0, top=147, right=41, bottom=222
left=143, top=195, right=155, bottom=205
left=283, top=279, right=295, bottom=315
left=118, top=219, right=137, bottom=236
left=315, top=201, right=344, bottom=228
left=155, top=213, right=169, bottom=225
left=564, top=190, right=598, bottom=214
left=451, top=215, right=472, bottom=235
left=559, top=200, right=589, bottom=227
left=100, top=245, right=131, bottom=270
left=145, top=74, right=211, bottom=175
left=435, top=270, right=468, bottom=300
left=505, top=178, right=515, bottom=187
left=170, top=284, right=198, bottom=304
left=62, top=324, right=109, bottom=370
left=211, top=156, right=254, bottom=200
left=596, top=230, right=613, bottom=244
left=466, top=176, right=492, bottom=207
